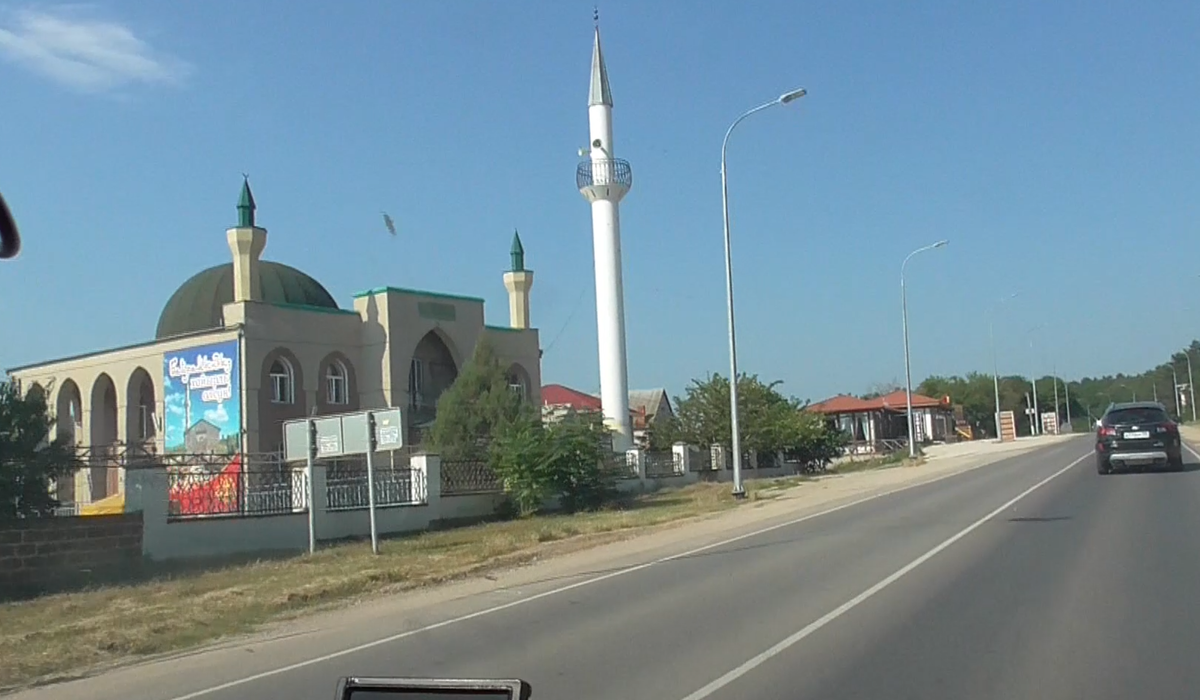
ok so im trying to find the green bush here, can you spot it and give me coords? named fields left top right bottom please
left=490, top=411, right=616, bottom=517
left=545, top=412, right=617, bottom=513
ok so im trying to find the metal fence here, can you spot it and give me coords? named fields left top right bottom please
left=602, top=452, right=640, bottom=480
left=441, top=459, right=503, bottom=495
left=325, top=464, right=422, bottom=511
left=166, top=457, right=307, bottom=520
left=644, top=450, right=681, bottom=478
left=690, top=447, right=714, bottom=472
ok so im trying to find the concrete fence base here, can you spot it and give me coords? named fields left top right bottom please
left=120, top=442, right=792, bottom=563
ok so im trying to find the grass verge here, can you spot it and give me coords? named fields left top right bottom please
left=828, top=451, right=922, bottom=474
left=0, top=480, right=802, bottom=691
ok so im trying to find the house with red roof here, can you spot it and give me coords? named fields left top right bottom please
left=808, top=390, right=956, bottom=453
left=542, top=383, right=674, bottom=448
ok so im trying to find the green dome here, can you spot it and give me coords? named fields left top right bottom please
left=156, top=261, right=339, bottom=339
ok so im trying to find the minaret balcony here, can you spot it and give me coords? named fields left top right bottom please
left=577, top=158, right=632, bottom=203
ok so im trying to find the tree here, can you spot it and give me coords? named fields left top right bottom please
left=430, top=338, right=531, bottom=460
left=663, top=373, right=846, bottom=466
left=0, top=381, right=80, bottom=518
left=490, top=410, right=616, bottom=516
left=862, top=381, right=901, bottom=400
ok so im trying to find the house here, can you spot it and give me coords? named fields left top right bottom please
left=542, top=384, right=674, bottom=448
left=808, top=390, right=957, bottom=454
left=183, top=419, right=222, bottom=455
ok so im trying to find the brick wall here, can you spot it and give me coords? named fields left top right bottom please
left=0, top=513, right=143, bottom=600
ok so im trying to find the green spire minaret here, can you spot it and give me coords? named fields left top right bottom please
left=503, top=229, right=533, bottom=330
left=510, top=229, right=525, bottom=272
left=237, top=177, right=256, bottom=228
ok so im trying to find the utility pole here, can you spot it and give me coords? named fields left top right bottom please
left=1188, top=351, right=1197, bottom=422
left=1173, top=364, right=1181, bottom=417
left=1064, top=379, right=1072, bottom=431
left=1052, top=366, right=1061, bottom=434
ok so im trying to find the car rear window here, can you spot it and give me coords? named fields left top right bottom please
left=1104, top=407, right=1170, bottom=425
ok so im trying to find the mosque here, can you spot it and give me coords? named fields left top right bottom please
left=5, top=180, right=542, bottom=505
left=6, top=17, right=640, bottom=514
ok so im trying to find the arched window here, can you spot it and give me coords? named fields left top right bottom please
left=506, top=364, right=530, bottom=402
left=507, top=374, right=526, bottom=400
left=270, top=357, right=295, bottom=404
left=326, top=361, right=348, bottom=405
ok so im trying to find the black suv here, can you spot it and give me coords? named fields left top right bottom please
left=1095, top=401, right=1183, bottom=474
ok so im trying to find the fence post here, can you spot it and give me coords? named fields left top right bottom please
left=409, top=452, right=441, bottom=508
left=307, top=464, right=328, bottom=546
left=672, top=442, right=690, bottom=475
left=626, top=447, right=646, bottom=481
left=124, top=466, right=167, bottom=559
left=711, top=443, right=726, bottom=471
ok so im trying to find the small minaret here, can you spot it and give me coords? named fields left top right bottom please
left=226, top=177, right=267, bottom=303
left=577, top=16, right=634, bottom=452
left=503, top=230, right=534, bottom=329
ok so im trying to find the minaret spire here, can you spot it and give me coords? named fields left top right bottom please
left=237, top=175, right=256, bottom=228
left=588, top=13, right=613, bottom=107
left=510, top=229, right=526, bottom=272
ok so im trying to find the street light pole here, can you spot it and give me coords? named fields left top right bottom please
left=1026, top=323, right=1048, bottom=436
left=988, top=292, right=1019, bottom=442
left=1172, top=363, right=1180, bottom=417
left=1052, top=364, right=1060, bottom=434
left=1065, top=378, right=1072, bottom=431
left=1187, top=351, right=1197, bottom=422
left=901, top=240, right=950, bottom=459
left=720, top=87, right=806, bottom=498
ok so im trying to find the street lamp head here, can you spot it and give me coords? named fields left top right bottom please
left=779, top=88, right=807, bottom=104
left=933, top=239, right=949, bottom=248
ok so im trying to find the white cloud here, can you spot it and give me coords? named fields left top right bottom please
left=204, top=402, right=229, bottom=426
left=0, top=6, right=190, bottom=93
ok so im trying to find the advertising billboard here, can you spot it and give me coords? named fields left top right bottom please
left=163, top=339, right=241, bottom=455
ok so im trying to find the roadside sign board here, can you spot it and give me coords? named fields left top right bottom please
left=283, top=408, right=405, bottom=462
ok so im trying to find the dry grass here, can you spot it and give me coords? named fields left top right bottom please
left=828, top=452, right=924, bottom=475
left=0, top=480, right=800, bottom=691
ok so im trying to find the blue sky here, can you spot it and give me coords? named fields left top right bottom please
left=2, top=0, right=1200, bottom=404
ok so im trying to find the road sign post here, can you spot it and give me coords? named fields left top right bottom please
left=283, top=408, right=405, bottom=556
left=365, top=413, right=379, bottom=555
left=305, top=420, right=316, bottom=554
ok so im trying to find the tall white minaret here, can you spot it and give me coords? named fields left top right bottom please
left=577, top=19, right=633, bottom=452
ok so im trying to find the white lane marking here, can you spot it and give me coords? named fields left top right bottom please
left=678, top=450, right=1088, bottom=700
left=1184, top=442, right=1200, bottom=461
left=162, top=445, right=1078, bottom=700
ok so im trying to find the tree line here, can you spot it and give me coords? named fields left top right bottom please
left=916, top=340, right=1200, bottom=437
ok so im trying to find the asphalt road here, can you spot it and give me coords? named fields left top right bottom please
left=19, top=436, right=1200, bottom=700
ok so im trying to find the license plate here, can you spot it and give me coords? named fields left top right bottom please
left=1123, top=431, right=1150, bottom=439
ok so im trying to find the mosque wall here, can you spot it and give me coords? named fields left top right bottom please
left=225, top=301, right=365, bottom=453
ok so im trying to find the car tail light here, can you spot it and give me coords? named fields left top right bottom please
left=1157, top=422, right=1179, bottom=434
left=1098, top=426, right=1117, bottom=437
